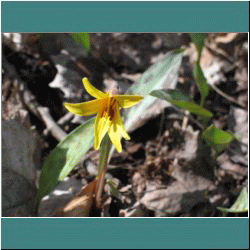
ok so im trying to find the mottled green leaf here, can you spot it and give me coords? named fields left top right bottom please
left=124, top=51, right=183, bottom=131
left=37, top=118, right=95, bottom=203
left=202, top=124, right=236, bottom=154
left=150, top=89, right=213, bottom=117
left=218, top=187, right=248, bottom=213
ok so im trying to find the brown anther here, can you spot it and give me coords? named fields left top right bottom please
left=101, top=109, right=107, bottom=117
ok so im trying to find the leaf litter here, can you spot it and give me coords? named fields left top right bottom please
left=2, top=33, right=248, bottom=217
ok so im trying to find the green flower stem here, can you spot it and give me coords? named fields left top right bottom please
left=96, top=134, right=112, bottom=209
left=98, top=134, right=112, bottom=175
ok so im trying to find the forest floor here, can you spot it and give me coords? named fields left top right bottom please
left=2, top=33, right=248, bottom=217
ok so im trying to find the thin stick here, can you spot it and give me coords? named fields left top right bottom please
left=181, top=110, right=190, bottom=131
left=209, top=83, right=246, bottom=110
left=157, top=110, right=166, bottom=139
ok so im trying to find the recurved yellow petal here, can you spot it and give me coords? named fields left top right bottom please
left=108, top=105, right=130, bottom=152
left=115, top=95, right=144, bottom=108
left=64, top=99, right=104, bottom=116
left=108, top=123, right=122, bottom=153
left=94, top=112, right=111, bottom=150
left=113, top=104, right=130, bottom=140
left=83, top=78, right=108, bottom=99
left=118, top=123, right=130, bottom=140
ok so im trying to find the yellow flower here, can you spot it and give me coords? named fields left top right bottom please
left=64, top=78, right=143, bottom=152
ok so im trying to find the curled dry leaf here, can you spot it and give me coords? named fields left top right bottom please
left=54, top=179, right=97, bottom=217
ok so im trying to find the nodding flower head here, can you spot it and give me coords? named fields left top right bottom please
left=64, top=78, right=143, bottom=152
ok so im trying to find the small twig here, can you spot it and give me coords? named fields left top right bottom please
left=209, top=84, right=246, bottom=110
left=170, top=106, right=205, bottom=130
left=57, top=112, right=75, bottom=126
left=37, top=107, right=67, bottom=140
left=60, top=49, right=92, bottom=76
left=181, top=110, right=190, bottom=131
left=157, top=110, right=166, bottom=139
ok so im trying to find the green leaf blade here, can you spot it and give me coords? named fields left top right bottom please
left=36, top=117, right=95, bottom=203
left=189, top=33, right=207, bottom=57
left=125, top=51, right=183, bottom=131
left=150, top=89, right=213, bottom=118
left=218, top=187, right=248, bottom=213
left=189, top=33, right=209, bottom=106
left=70, top=32, right=91, bottom=52
left=193, top=61, right=209, bottom=106
left=202, top=124, right=236, bottom=154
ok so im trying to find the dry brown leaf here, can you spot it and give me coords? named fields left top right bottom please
left=54, top=179, right=97, bottom=217
left=139, top=171, right=214, bottom=215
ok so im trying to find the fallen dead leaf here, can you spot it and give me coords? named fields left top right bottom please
left=138, top=163, right=215, bottom=216
left=54, top=179, right=97, bottom=217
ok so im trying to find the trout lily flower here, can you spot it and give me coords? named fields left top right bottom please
left=64, top=78, right=143, bottom=152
